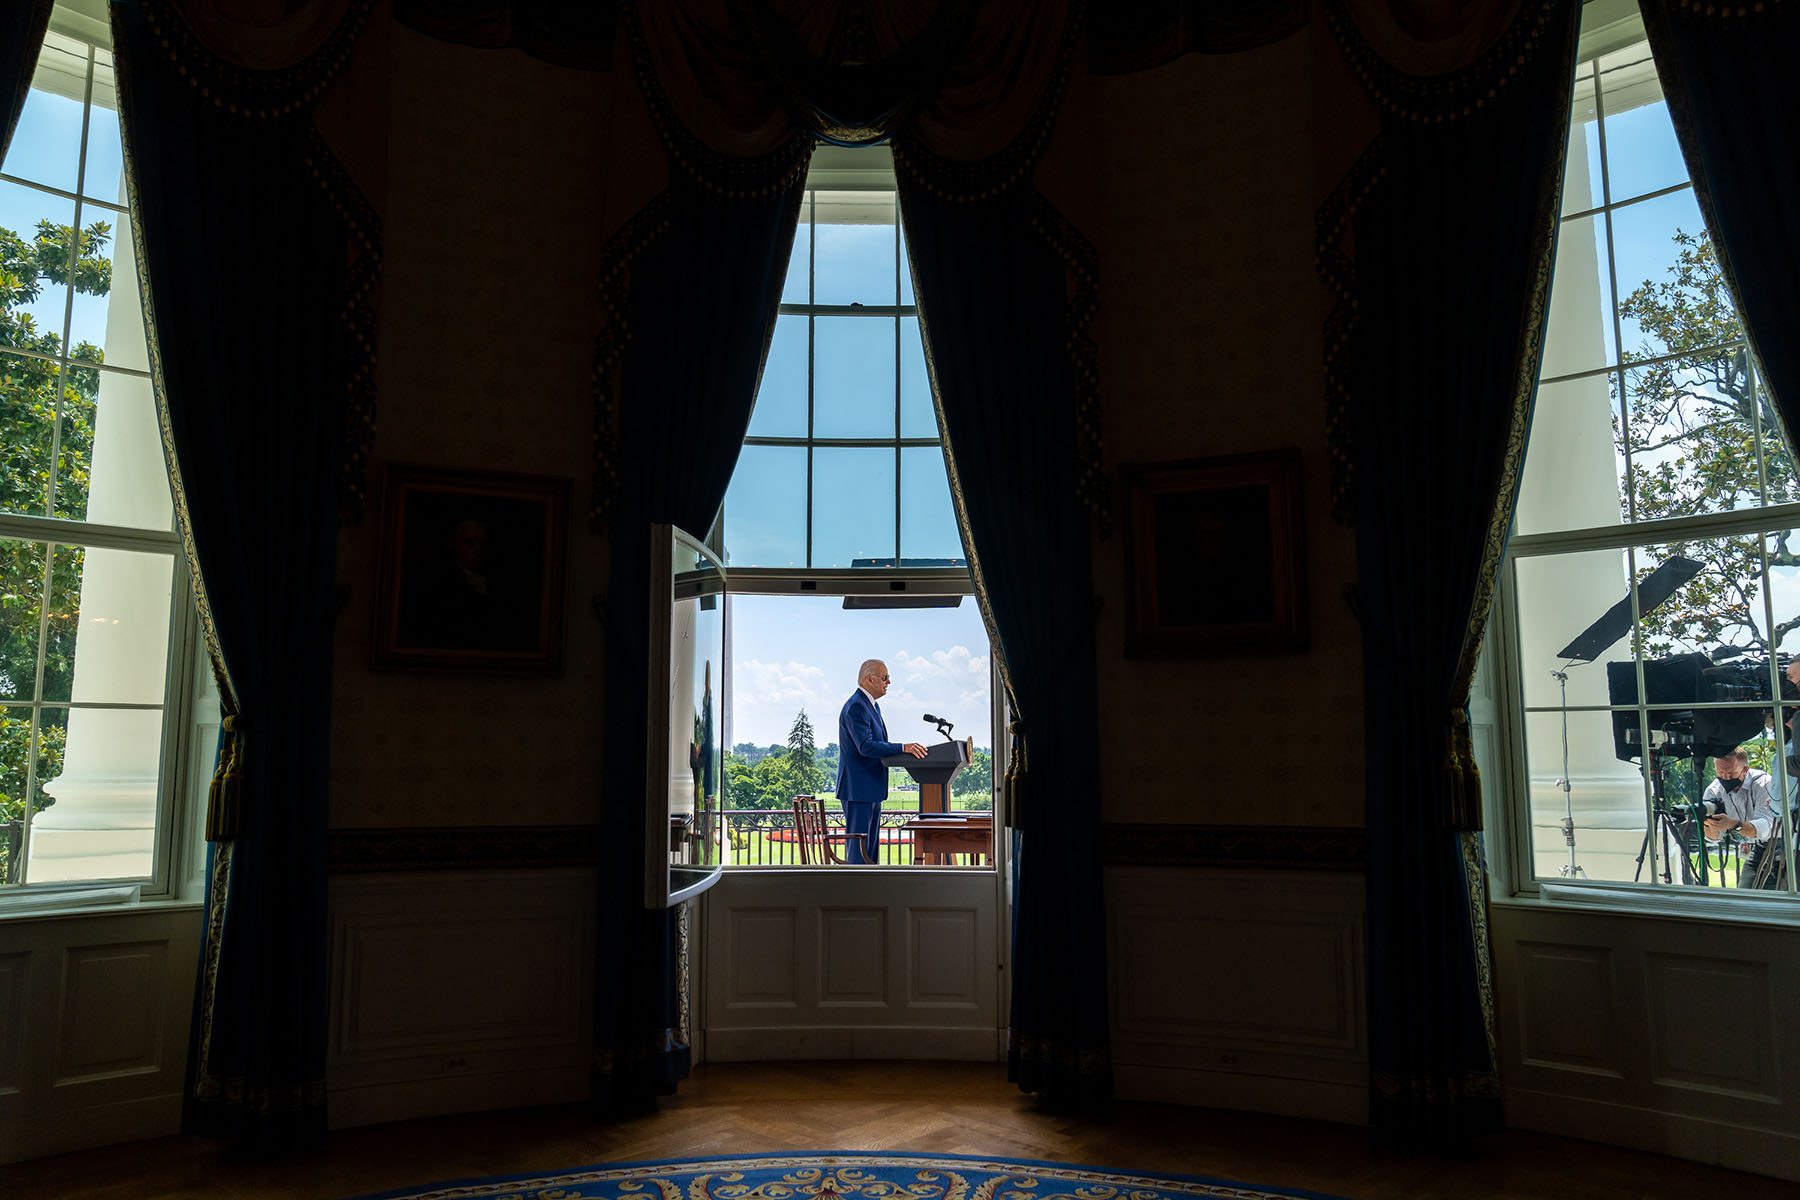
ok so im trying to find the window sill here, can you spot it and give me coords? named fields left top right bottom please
left=0, top=886, right=201, bottom=923
left=1495, top=880, right=1800, bottom=930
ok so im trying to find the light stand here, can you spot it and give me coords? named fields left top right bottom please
left=1553, top=554, right=1704, bottom=883
left=1551, top=663, right=1586, bottom=878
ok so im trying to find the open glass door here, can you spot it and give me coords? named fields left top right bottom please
left=645, top=523, right=727, bottom=907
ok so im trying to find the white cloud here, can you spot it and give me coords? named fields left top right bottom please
left=731, top=659, right=831, bottom=745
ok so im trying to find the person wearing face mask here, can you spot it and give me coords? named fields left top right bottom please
left=1700, top=748, right=1780, bottom=888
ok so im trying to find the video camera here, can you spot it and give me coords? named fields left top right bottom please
left=1604, top=652, right=1775, bottom=762
left=1666, top=796, right=1726, bottom=824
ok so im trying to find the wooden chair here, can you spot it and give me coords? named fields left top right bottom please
left=792, top=795, right=862, bottom=865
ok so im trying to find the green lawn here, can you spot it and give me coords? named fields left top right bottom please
left=725, top=794, right=991, bottom=867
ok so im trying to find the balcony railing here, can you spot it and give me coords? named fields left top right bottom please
left=718, top=806, right=987, bottom=867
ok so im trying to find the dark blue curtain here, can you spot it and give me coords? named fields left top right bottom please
left=112, top=0, right=373, bottom=1149
left=1639, top=2, right=1800, bottom=450
left=1, top=1, right=52, bottom=161
left=897, top=178, right=1110, bottom=1102
left=592, top=167, right=806, bottom=1105
left=1324, top=0, right=1580, bottom=1139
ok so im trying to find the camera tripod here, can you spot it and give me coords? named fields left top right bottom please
left=1631, top=742, right=1712, bottom=885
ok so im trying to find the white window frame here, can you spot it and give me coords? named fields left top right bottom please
left=1487, top=0, right=1800, bottom=919
left=0, top=1, right=208, bottom=912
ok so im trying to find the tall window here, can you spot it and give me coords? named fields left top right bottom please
left=724, top=187, right=960, bottom=569
left=1500, top=4, right=1800, bottom=897
left=0, top=3, right=207, bottom=894
left=716, top=152, right=996, bottom=867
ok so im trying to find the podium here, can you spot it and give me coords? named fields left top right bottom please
left=883, top=738, right=972, bottom=814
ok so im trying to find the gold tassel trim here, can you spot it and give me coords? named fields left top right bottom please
left=1004, top=717, right=1027, bottom=830
left=1444, top=708, right=1481, bottom=832
left=205, top=715, right=244, bottom=843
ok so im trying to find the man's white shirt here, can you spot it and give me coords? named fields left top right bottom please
left=1702, top=768, right=1777, bottom=841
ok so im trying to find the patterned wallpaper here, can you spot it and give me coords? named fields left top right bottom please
left=326, top=19, right=1372, bottom=836
left=330, top=25, right=617, bottom=830
left=1088, top=26, right=1366, bottom=829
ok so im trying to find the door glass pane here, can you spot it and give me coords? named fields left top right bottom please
left=812, top=447, right=894, bottom=567
left=814, top=316, right=895, bottom=439
left=724, top=445, right=807, bottom=568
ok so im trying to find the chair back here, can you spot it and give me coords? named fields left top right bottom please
left=791, top=794, right=836, bottom=865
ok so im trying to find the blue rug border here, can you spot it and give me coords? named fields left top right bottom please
left=346, top=1148, right=1349, bottom=1200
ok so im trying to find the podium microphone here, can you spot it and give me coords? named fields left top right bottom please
left=923, top=713, right=954, bottom=738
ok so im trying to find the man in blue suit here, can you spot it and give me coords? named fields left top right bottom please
left=836, top=658, right=927, bottom=864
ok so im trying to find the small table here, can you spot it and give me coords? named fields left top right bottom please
left=902, top=815, right=993, bottom=865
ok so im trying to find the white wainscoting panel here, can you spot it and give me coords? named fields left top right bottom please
left=1493, top=903, right=1800, bottom=1181
left=0, top=951, right=26, bottom=1096
left=909, top=907, right=979, bottom=1009
left=727, top=907, right=800, bottom=1008
left=328, top=869, right=594, bottom=1129
left=1106, top=866, right=1367, bottom=1124
left=702, top=868, right=1001, bottom=1062
left=0, top=904, right=202, bottom=1164
left=57, top=941, right=167, bottom=1085
left=819, top=907, right=885, bottom=1006
left=1513, top=941, right=1623, bottom=1077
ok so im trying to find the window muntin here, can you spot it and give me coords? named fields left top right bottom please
left=1503, top=10, right=1800, bottom=897
left=724, top=187, right=963, bottom=570
left=1, top=12, right=200, bottom=894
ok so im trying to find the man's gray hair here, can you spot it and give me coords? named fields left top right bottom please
left=858, top=658, right=887, bottom=684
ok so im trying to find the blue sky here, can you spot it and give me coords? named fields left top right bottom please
left=2, top=40, right=127, bottom=362
left=726, top=594, right=992, bottom=751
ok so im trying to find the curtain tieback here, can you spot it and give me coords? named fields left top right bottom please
left=206, top=714, right=245, bottom=843
left=1004, top=716, right=1026, bottom=829
left=1444, top=707, right=1482, bottom=832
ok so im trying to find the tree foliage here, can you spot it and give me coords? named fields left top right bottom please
left=785, top=708, right=824, bottom=795
left=1, top=218, right=113, bottom=880
left=952, top=748, right=993, bottom=810
left=1615, top=227, right=1799, bottom=659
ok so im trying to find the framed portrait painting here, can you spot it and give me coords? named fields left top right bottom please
left=1121, top=450, right=1307, bottom=657
left=372, top=464, right=569, bottom=674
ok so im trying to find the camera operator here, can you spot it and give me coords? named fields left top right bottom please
left=1701, top=748, right=1779, bottom=888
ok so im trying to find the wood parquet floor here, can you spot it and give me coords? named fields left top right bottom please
left=1, top=1061, right=1791, bottom=1200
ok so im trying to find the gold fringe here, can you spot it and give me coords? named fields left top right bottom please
left=205, top=714, right=243, bottom=843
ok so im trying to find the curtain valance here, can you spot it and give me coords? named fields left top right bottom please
left=135, top=0, right=372, bottom=115
left=628, top=1, right=1073, bottom=175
